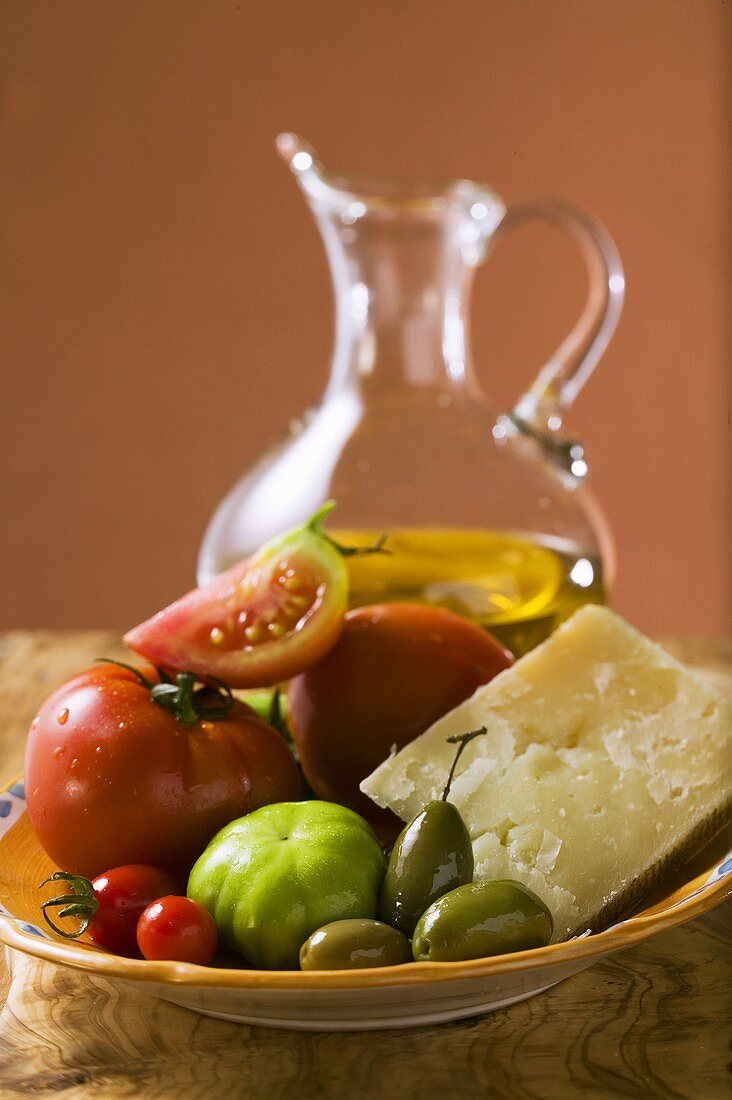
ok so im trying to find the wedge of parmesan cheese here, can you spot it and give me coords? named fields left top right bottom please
left=361, top=605, right=732, bottom=940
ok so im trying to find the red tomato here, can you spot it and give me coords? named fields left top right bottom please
left=88, top=865, right=180, bottom=956
left=287, top=604, right=513, bottom=839
left=137, top=896, right=218, bottom=965
left=124, top=506, right=349, bottom=688
left=40, top=865, right=181, bottom=957
left=25, top=662, right=301, bottom=878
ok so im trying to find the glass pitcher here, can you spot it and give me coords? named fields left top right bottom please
left=198, top=134, right=624, bottom=656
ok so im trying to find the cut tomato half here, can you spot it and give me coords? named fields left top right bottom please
left=124, top=506, right=349, bottom=688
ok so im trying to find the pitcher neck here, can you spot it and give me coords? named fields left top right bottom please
left=318, top=212, right=478, bottom=393
left=276, top=134, right=504, bottom=394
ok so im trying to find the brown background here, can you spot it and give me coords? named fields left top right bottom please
left=1, top=0, right=730, bottom=637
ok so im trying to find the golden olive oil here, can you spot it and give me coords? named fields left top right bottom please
left=332, top=528, right=607, bottom=657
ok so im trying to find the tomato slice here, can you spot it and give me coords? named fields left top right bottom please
left=124, top=506, right=348, bottom=688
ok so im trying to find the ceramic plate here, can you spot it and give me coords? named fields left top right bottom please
left=1, top=774, right=730, bottom=1031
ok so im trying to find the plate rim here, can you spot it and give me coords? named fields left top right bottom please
left=2, top=771, right=730, bottom=991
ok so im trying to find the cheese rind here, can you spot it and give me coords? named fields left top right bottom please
left=361, top=606, right=732, bottom=940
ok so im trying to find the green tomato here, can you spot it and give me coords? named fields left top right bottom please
left=187, top=801, right=386, bottom=969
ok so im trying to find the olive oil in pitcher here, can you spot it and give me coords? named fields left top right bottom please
left=333, top=528, right=606, bottom=657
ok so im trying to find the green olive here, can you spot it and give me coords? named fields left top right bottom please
left=299, top=919, right=412, bottom=971
left=379, top=800, right=474, bottom=935
left=412, top=880, right=553, bottom=962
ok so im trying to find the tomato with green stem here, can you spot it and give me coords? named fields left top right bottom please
left=25, top=661, right=301, bottom=877
left=40, top=864, right=181, bottom=957
left=124, top=503, right=386, bottom=689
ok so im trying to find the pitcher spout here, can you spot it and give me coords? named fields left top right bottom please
left=275, top=131, right=504, bottom=251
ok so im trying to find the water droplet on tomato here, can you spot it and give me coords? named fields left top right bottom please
left=118, top=721, right=125, bottom=730
left=57, top=708, right=69, bottom=725
left=52, top=746, right=64, bottom=759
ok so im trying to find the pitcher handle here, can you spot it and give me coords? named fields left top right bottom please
left=492, top=200, right=624, bottom=475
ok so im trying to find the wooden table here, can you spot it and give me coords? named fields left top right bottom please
left=0, top=632, right=730, bottom=1099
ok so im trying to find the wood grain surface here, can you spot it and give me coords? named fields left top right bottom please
left=1, top=632, right=730, bottom=1100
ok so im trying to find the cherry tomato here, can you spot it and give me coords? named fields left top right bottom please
left=25, top=662, right=301, bottom=877
left=40, top=865, right=181, bottom=957
left=89, top=865, right=181, bottom=956
left=137, top=895, right=218, bottom=965
left=124, top=505, right=349, bottom=688
left=287, top=604, right=513, bottom=839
